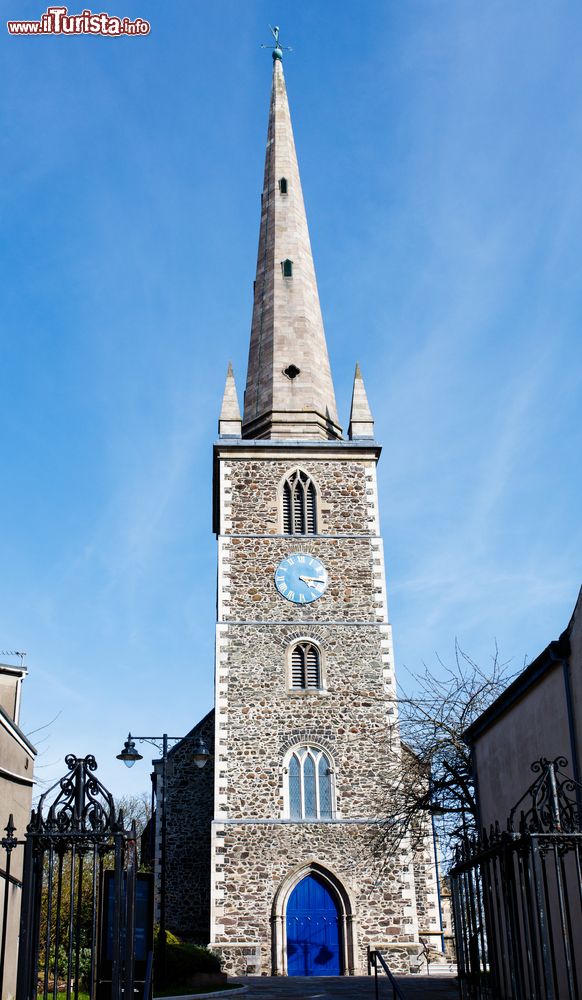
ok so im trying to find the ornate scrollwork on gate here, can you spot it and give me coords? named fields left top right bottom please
left=16, top=754, right=144, bottom=1000
left=28, top=753, right=120, bottom=839
left=508, top=755, right=581, bottom=834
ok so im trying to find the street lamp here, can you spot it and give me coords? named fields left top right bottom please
left=116, top=731, right=210, bottom=983
left=116, top=735, right=143, bottom=767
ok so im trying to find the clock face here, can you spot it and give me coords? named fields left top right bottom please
left=274, top=553, right=328, bottom=604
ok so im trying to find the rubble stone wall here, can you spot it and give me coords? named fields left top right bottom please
left=217, top=622, right=397, bottom=819
left=226, top=457, right=375, bottom=537
left=212, top=820, right=420, bottom=976
left=164, top=711, right=215, bottom=942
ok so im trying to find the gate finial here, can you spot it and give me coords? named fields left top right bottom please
left=32, top=754, right=118, bottom=837
left=508, top=756, right=582, bottom=833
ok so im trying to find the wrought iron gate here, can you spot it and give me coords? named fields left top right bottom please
left=11, top=754, right=151, bottom=1000
left=450, top=757, right=582, bottom=1000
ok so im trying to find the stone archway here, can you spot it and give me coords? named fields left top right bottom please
left=271, top=862, right=356, bottom=976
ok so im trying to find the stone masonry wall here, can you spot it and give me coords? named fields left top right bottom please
left=212, top=821, right=420, bottom=975
left=165, top=711, right=215, bottom=942
left=207, top=445, right=436, bottom=976
left=224, top=536, right=381, bottom=623
left=220, top=623, right=397, bottom=819
left=227, top=458, right=374, bottom=536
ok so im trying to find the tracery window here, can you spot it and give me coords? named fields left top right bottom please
left=282, top=469, right=317, bottom=534
left=288, top=746, right=333, bottom=819
left=290, top=641, right=321, bottom=690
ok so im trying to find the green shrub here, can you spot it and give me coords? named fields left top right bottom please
left=47, top=946, right=92, bottom=989
left=154, top=935, right=221, bottom=983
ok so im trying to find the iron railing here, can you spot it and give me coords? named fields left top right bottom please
left=0, top=814, right=21, bottom=1000
left=450, top=756, right=582, bottom=1000
left=367, top=947, right=407, bottom=1000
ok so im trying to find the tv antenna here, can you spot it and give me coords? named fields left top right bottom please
left=0, top=650, right=27, bottom=666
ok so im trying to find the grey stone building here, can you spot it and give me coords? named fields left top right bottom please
left=164, top=49, right=441, bottom=977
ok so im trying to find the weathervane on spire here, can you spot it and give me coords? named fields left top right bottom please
left=261, top=24, right=292, bottom=62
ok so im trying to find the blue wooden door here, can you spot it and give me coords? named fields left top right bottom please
left=286, top=874, right=341, bottom=976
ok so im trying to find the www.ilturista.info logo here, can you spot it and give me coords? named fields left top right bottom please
left=7, top=6, right=150, bottom=34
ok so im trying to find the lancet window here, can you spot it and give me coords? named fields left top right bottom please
left=282, top=469, right=317, bottom=535
left=287, top=746, right=334, bottom=820
left=290, top=641, right=321, bottom=690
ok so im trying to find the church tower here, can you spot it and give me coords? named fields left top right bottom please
left=206, top=46, right=441, bottom=977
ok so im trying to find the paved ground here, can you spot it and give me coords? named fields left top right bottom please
left=233, top=975, right=459, bottom=999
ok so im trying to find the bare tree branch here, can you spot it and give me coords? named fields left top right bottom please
left=373, top=643, right=515, bottom=867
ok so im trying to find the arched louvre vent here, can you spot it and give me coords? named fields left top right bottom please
left=306, top=482, right=316, bottom=534
left=282, top=469, right=317, bottom=535
left=290, top=642, right=321, bottom=690
left=283, top=481, right=292, bottom=533
left=293, top=491, right=304, bottom=533
left=291, top=646, right=304, bottom=688
left=305, top=646, right=319, bottom=687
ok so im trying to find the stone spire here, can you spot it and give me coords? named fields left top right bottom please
left=219, top=362, right=242, bottom=437
left=242, top=56, right=342, bottom=441
left=348, top=362, right=375, bottom=440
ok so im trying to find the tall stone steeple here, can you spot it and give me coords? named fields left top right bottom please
left=242, top=51, right=342, bottom=441
left=167, top=34, right=442, bottom=977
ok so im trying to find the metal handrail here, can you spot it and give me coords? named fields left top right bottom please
left=368, top=947, right=406, bottom=1000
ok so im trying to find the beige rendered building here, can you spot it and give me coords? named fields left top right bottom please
left=0, top=663, right=36, bottom=1000
left=465, top=585, right=582, bottom=829
left=458, top=589, right=582, bottom=999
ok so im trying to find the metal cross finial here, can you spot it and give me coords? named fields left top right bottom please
left=261, top=24, right=292, bottom=62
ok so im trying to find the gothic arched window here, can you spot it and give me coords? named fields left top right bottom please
left=288, top=746, right=333, bottom=820
left=290, top=641, right=321, bottom=689
left=282, top=469, right=317, bottom=535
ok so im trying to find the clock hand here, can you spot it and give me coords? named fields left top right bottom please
left=298, top=575, right=325, bottom=586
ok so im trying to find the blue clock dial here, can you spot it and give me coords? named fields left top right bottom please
left=274, top=553, right=328, bottom=604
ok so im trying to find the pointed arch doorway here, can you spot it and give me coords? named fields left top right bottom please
left=272, top=863, right=355, bottom=976
left=286, top=873, right=341, bottom=975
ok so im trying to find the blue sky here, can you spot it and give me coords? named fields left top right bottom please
left=2, top=1, right=581, bottom=800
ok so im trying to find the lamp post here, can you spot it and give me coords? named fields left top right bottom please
left=427, top=770, right=448, bottom=957
left=116, top=732, right=210, bottom=983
